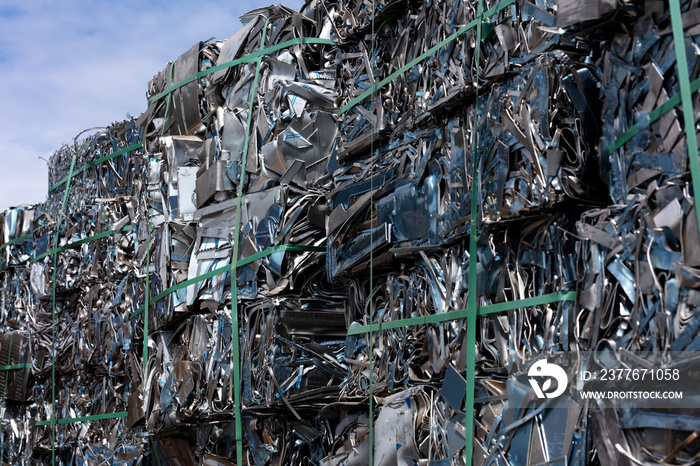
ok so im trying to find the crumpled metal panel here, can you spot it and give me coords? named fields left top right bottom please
left=477, top=53, right=604, bottom=222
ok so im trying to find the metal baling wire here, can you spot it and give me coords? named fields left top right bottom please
left=129, top=245, right=325, bottom=319
left=3, top=338, right=17, bottom=387
left=32, top=225, right=134, bottom=263
left=606, top=77, right=700, bottom=154
left=48, top=143, right=143, bottom=194
left=0, top=235, right=32, bottom=248
left=230, top=15, right=271, bottom=466
left=346, top=291, right=577, bottom=335
left=35, top=412, right=128, bottom=427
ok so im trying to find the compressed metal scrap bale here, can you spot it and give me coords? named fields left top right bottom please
left=327, top=0, right=680, bottom=464
left=470, top=0, right=608, bottom=222
left=27, top=122, right=145, bottom=464
left=0, top=208, right=35, bottom=464
left=2, top=0, right=700, bottom=463
left=336, top=247, right=472, bottom=464
left=328, top=0, right=605, bottom=278
left=335, top=0, right=606, bottom=225
left=237, top=275, right=348, bottom=464
left=471, top=0, right=700, bottom=463
left=473, top=215, right=584, bottom=464
left=570, top=1, right=700, bottom=463
left=32, top=123, right=142, bottom=297
left=335, top=212, right=581, bottom=464
left=575, top=201, right=700, bottom=464
left=134, top=3, right=341, bottom=463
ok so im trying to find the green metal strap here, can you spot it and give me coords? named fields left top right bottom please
left=478, top=290, right=577, bottom=315
left=607, top=77, right=700, bottom=154
left=669, top=0, right=700, bottom=235
left=346, top=291, right=577, bottom=333
left=50, top=150, right=78, bottom=464
left=147, top=37, right=334, bottom=107
left=1, top=234, right=32, bottom=247
left=338, top=0, right=515, bottom=115
left=129, top=244, right=325, bottom=319
left=36, top=411, right=127, bottom=426
left=230, top=18, right=271, bottom=466
left=32, top=225, right=134, bottom=262
left=464, top=1, right=485, bottom=462
left=0, top=363, right=31, bottom=371
left=48, top=142, right=143, bottom=193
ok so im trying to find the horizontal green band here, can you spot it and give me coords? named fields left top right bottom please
left=346, top=291, right=576, bottom=335
left=48, top=143, right=143, bottom=193
left=32, top=225, right=134, bottom=263
left=2, top=234, right=32, bottom=247
left=338, top=0, right=515, bottom=115
left=0, top=363, right=31, bottom=371
left=147, top=37, right=334, bottom=106
left=36, top=411, right=128, bottom=426
left=130, top=244, right=326, bottom=318
left=477, top=290, right=576, bottom=315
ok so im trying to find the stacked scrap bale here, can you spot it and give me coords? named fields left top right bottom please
left=135, top=4, right=343, bottom=463
left=1, top=0, right=699, bottom=464
left=578, top=2, right=700, bottom=463
left=330, top=0, right=605, bottom=463
left=332, top=0, right=700, bottom=464
left=0, top=206, right=35, bottom=463
left=29, top=123, right=144, bottom=464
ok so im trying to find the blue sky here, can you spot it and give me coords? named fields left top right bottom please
left=0, top=0, right=304, bottom=212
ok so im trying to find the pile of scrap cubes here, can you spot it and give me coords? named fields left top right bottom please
left=0, top=0, right=699, bottom=463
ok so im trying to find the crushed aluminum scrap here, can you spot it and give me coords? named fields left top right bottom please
left=0, top=0, right=699, bottom=464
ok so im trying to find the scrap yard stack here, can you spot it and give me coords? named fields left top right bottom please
left=1, top=0, right=700, bottom=464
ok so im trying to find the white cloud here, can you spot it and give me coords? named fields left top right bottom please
left=0, top=0, right=304, bottom=211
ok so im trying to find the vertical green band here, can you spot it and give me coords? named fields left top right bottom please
left=465, top=3, right=485, bottom=464
left=668, top=0, right=700, bottom=235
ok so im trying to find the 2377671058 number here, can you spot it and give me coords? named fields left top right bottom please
left=581, top=368, right=680, bottom=382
